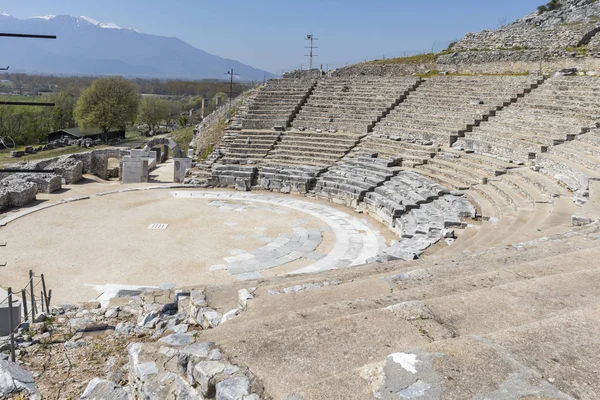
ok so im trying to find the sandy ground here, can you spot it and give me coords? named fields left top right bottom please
left=0, top=171, right=394, bottom=304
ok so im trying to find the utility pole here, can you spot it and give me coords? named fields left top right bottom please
left=305, top=34, right=319, bottom=70
left=224, top=69, right=240, bottom=112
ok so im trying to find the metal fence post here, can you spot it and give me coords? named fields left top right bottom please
left=41, top=274, right=49, bottom=311
left=29, top=270, right=35, bottom=322
left=21, top=289, right=28, bottom=321
left=8, top=287, right=15, bottom=362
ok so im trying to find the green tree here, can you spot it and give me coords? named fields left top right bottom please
left=74, top=77, right=139, bottom=142
left=49, top=91, right=78, bottom=130
left=178, top=115, right=190, bottom=128
left=138, top=96, right=170, bottom=133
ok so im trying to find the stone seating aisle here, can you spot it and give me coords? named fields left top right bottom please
left=292, top=76, right=420, bottom=133
left=258, top=131, right=364, bottom=194
left=219, top=130, right=282, bottom=165
left=241, top=78, right=316, bottom=129
left=373, top=75, right=542, bottom=146
left=456, top=76, right=600, bottom=163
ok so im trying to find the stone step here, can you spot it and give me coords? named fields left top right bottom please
left=498, top=173, right=552, bottom=204
left=487, top=178, right=533, bottom=210
left=373, top=126, right=456, bottom=147
left=471, top=183, right=516, bottom=214
left=536, top=153, right=600, bottom=192
left=472, top=124, right=564, bottom=147
left=263, top=156, right=337, bottom=169
left=455, top=134, right=541, bottom=163
left=197, top=235, right=600, bottom=398
left=440, top=148, right=514, bottom=172
left=414, top=164, right=480, bottom=188
left=506, top=167, right=570, bottom=197
left=549, top=142, right=600, bottom=174
left=428, top=157, right=495, bottom=182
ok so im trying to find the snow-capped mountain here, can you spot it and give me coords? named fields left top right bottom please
left=0, top=13, right=275, bottom=80
left=31, top=15, right=125, bottom=30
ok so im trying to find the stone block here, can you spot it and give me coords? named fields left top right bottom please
left=0, top=288, right=21, bottom=336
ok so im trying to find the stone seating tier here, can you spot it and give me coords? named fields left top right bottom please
left=292, top=76, right=419, bottom=133
left=459, top=76, right=600, bottom=162
left=263, top=132, right=363, bottom=169
left=241, top=78, right=316, bottom=130
left=314, top=155, right=400, bottom=207
left=453, top=135, right=541, bottom=164
left=217, top=131, right=281, bottom=165
left=258, top=165, right=324, bottom=194
left=363, top=171, right=460, bottom=229
left=466, top=125, right=565, bottom=147
left=371, top=76, right=541, bottom=145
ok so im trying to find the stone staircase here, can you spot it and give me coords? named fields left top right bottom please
left=207, top=165, right=258, bottom=191
left=258, top=131, right=365, bottom=194
left=373, top=75, right=542, bottom=146
left=456, top=76, right=600, bottom=163
left=196, top=221, right=600, bottom=399
left=292, top=76, right=420, bottom=133
left=219, top=130, right=282, bottom=165
left=241, top=78, right=316, bottom=130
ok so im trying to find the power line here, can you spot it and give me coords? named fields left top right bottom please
left=305, top=34, right=319, bottom=70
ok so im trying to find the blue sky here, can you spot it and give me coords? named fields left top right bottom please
left=2, top=0, right=543, bottom=74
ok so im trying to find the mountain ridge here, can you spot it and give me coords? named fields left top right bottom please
left=0, top=13, right=276, bottom=81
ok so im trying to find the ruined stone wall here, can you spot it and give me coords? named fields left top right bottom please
left=331, top=55, right=600, bottom=77
left=331, top=62, right=438, bottom=77
left=282, top=69, right=324, bottom=79
left=452, top=24, right=599, bottom=52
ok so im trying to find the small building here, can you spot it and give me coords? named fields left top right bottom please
left=47, top=127, right=125, bottom=143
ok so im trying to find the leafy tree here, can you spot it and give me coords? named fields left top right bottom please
left=138, top=96, right=170, bottom=132
left=167, top=102, right=182, bottom=128
left=178, top=115, right=190, bottom=128
left=0, top=98, right=53, bottom=145
left=48, top=91, right=78, bottom=130
left=74, top=77, right=139, bottom=141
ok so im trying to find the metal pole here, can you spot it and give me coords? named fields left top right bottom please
left=47, top=290, right=52, bottom=310
left=8, top=288, right=15, bottom=362
left=309, top=36, right=313, bottom=70
left=0, top=33, right=57, bottom=39
left=21, top=289, right=27, bottom=321
left=41, top=273, right=49, bottom=311
left=29, top=270, right=35, bottom=322
left=40, top=292, right=45, bottom=313
left=229, top=69, right=233, bottom=112
left=0, top=101, right=55, bottom=107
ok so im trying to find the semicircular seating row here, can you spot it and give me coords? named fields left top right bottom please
left=205, top=74, right=600, bottom=253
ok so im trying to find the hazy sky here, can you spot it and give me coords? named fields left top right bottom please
left=2, top=0, right=543, bottom=74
